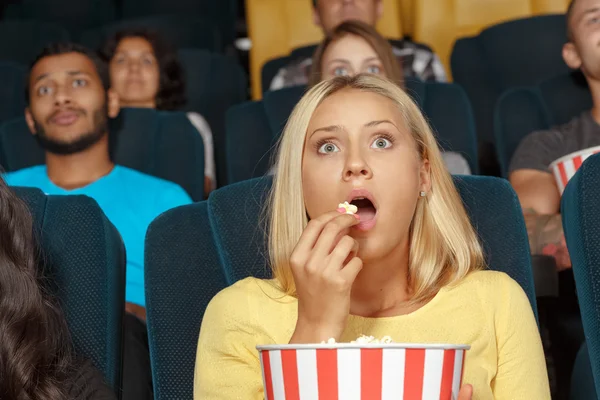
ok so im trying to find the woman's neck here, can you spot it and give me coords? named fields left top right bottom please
left=349, top=238, right=413, bottom=318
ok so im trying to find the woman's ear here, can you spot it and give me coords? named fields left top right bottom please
left=419, top=158, right=431, bottom=195
left=376, top=0, right=383, bottom=20
left=563, top=42, right=583, bottom=70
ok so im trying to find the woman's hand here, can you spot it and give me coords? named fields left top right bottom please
left=289, top=209, right=362, bottom=344
left=457, top=384, right=473, bottom=400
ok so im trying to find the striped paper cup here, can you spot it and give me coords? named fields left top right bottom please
left=550, top=146, right=600, bottom=194
left=257, top=343, right=469, bottom=400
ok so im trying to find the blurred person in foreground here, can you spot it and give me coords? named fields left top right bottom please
left=0, top=175, right=116, bottom=400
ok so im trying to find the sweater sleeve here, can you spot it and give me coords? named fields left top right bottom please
left=194, top=284, right=267, bottom=399
left=491, top=275, right=551, bottom=399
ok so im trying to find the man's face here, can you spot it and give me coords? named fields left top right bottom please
left=563, top=0, right=600, bottom=80
left=26, top=52, right=119, bottom=155
left=314, top=0, right=382, bottom=34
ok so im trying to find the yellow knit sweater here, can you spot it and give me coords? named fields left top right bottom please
left=194, top=270, right=550, bottom=399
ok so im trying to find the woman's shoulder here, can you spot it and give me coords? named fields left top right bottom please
left=201, top=277, right=298, bottom=343
left=214, top=277, right=288, bottom=299
left=460, top=269, right=517, bottom=286
left=206, top=277, right=294, bottom=317
left=452, top=270, right=528, bottom=302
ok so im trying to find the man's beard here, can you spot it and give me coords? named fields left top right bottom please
left=33, top=106, right=109, bottom=156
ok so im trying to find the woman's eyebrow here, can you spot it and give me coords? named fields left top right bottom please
left=309, top=124, right=344, bottom=138
left=364, top=120, right=396, bottom=128
left=361, top=57, right=380, bottom=64
left=327, top=59, right=351, bottom=65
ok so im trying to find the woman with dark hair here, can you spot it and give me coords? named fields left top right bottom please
left=100, top=28, right=216, bottom=195
left=0, top=176, right=116, bottom=399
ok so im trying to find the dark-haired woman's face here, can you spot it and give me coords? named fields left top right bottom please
left=321, top=34, right=385, bottom=81
left=109, top=37, right=160, bottom=108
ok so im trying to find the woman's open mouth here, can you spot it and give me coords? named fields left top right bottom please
left=347, top=190, right=378, bottom=231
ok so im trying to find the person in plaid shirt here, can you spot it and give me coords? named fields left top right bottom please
left=269, top=0, right=447, bottom=91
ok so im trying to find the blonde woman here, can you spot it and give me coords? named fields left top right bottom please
left=194, top=75, right=550, bottom=399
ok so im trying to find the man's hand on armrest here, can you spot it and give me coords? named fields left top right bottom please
left=510, top=169, right=571, bottom=270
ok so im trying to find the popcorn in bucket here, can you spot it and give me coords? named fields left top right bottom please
left=550, top=146, right=600, bottom=194
left=257, top=340, right=469, bottom=400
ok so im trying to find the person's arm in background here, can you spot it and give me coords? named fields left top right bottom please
left=510, top=169, right=570, bottom=270
left=186, top=112, right=216, bottom=196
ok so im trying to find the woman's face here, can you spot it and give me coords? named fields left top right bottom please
left=109, top=37, right=160, bottom=108
left=321, top=34, right=385, bottom=80
left=302, top=89, right=430, bottom=262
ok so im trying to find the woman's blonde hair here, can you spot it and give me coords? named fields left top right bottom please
left=268, top=74, right=484, bottom=303
left=308, top=20, right=404, bottom=88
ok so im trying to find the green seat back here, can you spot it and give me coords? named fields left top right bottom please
left=13, top=187, right=126, bottom=393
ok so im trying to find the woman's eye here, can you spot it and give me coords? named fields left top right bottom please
left=72, top=79, right=87, bottom=88
left=37, top=86, right=52, bottom=96
left=371, top=137, right=392, bottom=149
left=333, top=67, right=349, bottom=77
left=366, top=65, right=381, bottom=74
left=143, top=57, right=155, bottom=65
left=318, top=143, right=340, bottom=154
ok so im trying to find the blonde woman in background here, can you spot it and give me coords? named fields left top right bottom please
left=194, top=75, right=550, bottom=399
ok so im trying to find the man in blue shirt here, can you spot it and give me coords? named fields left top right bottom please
left=4, top=43, right=192, bottom=399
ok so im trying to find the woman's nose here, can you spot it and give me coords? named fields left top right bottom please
left=343, top=148, right=373, bottom=180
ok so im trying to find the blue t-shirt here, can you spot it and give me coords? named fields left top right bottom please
left=4, top=165, right=192, bottom=307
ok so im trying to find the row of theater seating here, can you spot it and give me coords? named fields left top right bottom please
left=0, top=17, right=233, bottom=64
left=0, top=0, right=571, bottom=63
left=0, top=0, right=570, bottom=96
left=0, top=48, right=247, bottom=191
left=0, top=0, right=237, bottom=46
left=8, top=173, right=547, bottom=399
left=247, top=0, right=570, bottom=98
left=26, top=155, right=600, bottom=399
left=0, top=13, right=574, bottom=180
left=259, top=13, right=570, bottom=171
left=0, top=66, right=588, bottom=199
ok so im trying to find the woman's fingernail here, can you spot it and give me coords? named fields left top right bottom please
left=353, top=214, right=360, bottom=220
left=337, top=207, right=346, bottom=213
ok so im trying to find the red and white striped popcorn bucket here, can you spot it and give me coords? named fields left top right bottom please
left=550, top=146, right=600, bottom=194
left=257, top=343, right=469, bottom=400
